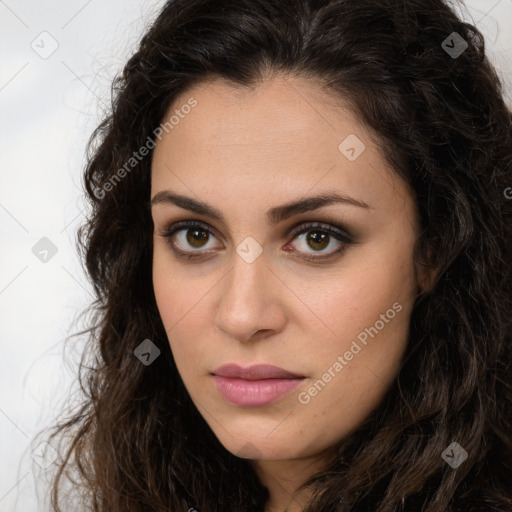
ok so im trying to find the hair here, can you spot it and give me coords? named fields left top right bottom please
left=37, top=0, right=512, bottom=510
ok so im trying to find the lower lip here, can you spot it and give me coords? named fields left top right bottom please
left=212, top=376, right=305, bottom=407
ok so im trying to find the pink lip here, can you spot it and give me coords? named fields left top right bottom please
left=212, top=363, right=305, bottom=380
left=212, top=376, right=304, bottom=407
left=211, top=364, right=306, bottom=407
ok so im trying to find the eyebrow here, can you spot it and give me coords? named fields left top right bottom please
left=150, top=190, right=370, bottom=225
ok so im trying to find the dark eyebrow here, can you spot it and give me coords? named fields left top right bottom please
left=150, top=190, right=370, bottom=225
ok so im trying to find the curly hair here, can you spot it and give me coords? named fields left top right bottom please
left=37, top=0, right=512, bottom=510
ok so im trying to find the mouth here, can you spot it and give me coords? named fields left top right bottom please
left=212, top=363, right=305, bottom=380
left=211, top=363, right=306, bottom=407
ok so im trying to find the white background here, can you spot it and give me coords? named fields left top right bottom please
left=1, top=1, right=511, bottom=510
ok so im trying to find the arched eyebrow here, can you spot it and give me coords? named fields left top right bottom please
left=150, top=190, right=371, bottom=225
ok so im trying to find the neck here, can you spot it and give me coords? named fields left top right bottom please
left=253, top=458, right=322, bottom=512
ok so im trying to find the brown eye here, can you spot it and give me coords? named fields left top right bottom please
left=304, top=230, right=330, bottom=251
left=185, top=227, right=210, bottom=248
left=285, top=222, right=352, bottom=259
left=158, top=221, right=222, bottom=260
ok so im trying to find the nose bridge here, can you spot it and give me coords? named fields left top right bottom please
left=215, top=242, right=281, bottom=340
left=224, top=244, right=268, bottom=314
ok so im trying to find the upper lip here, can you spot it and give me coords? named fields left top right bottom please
left=212, top=364, right=305, bottom=380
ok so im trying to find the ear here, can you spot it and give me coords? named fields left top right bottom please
left=414, top=249, right=441, bottom=298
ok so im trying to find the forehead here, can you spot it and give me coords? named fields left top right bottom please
left=150, top=75, right=413, bottom=220
left=155, top=75, right=366, bottom=157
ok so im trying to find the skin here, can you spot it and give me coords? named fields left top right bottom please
left=151, top=75, right=425, bottom=512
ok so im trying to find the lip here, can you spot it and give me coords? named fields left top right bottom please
left=212, top=363, right=305, bottom=380
left=211, top=364, right=306, bottom=407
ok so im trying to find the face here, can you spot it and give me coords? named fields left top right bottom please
left=151, top=75, right=421, bottom=463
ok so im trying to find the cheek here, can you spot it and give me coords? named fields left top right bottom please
left=306, top=243, right=416, bottom=383
left=296, top=261, right=414, bottom=442
left=315, top=243, right=415, bottom=332
left=152, top=247, right=217, bottom=370
left=152, top=245, right=206, bottom=324
left=152, top=250, right=179, bottom=328
left=152, top=250, right=192, bottom=355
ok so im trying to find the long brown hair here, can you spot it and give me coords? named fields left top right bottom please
left=36, top=0, right=512, bottom=510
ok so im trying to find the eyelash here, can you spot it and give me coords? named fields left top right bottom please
left=158, top=220, right=354, bottom=262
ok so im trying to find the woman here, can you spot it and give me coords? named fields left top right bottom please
left=38, top=0, right=512, bottom=510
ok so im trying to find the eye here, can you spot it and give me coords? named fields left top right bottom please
left=158, top=220, right=354, bottom=261
left=285, top=221, right=353, bottom=260
left=159, top=221, right=222, bottom=259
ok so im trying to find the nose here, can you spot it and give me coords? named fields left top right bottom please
left=214, top=247, right=287, bottom=343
